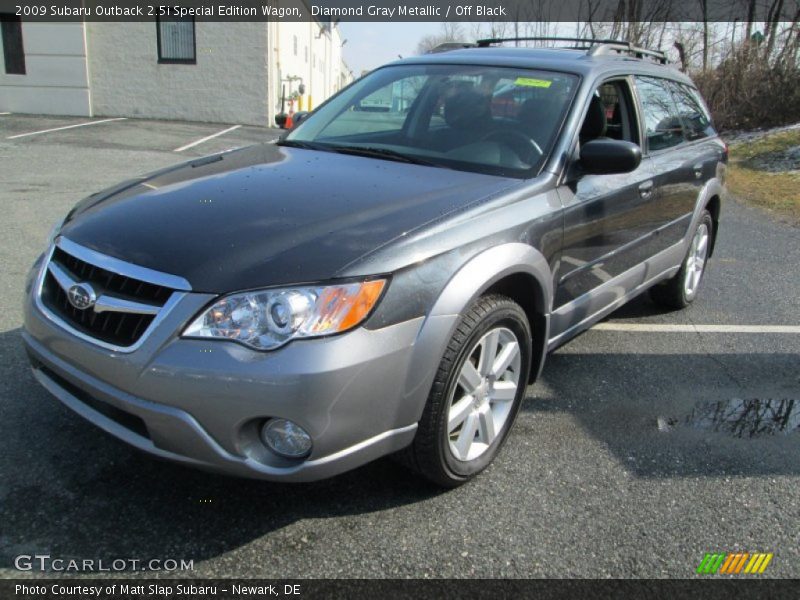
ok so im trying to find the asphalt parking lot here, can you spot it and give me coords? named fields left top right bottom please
left=0, top=114, right=798, bottom=579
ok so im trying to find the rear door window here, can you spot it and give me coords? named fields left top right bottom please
left=634, top=76, right=684, bottom=152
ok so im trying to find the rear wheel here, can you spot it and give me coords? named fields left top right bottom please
left=402, top=294, right=532, bottom=487
left=650, top=209, right=713, bottom=309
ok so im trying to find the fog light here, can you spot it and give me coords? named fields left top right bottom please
left=261, top=419, right=312, bottom=458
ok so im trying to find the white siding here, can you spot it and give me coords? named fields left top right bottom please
left=0, top=22, right=91, bottom=116
left=86, top=22, right=269, bottom=126
left=273, top=22, right=351, bottom=115
left=0, top=21, right=352, bottom=125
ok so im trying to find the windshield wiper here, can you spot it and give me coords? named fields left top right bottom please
left=278, top=140, right=442, bottom=168
left=327, top=146, right=439, bottom=167
left=276, top=139, right=334, bottom=152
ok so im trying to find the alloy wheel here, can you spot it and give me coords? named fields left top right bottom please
left=684, top=222, right=710, bottom=299
left=446, top=326, right=522, bottom=462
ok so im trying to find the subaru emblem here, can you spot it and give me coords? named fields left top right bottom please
left=67, top=282, right=97, bottom=310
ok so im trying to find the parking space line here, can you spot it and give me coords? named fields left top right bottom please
left=0, top=112, right=10, bottom=115
left=174, top=125, right=241, bottom=152
left=6, top=117, right=127, bottom=139
left=593, top=323, right=800, bottom=334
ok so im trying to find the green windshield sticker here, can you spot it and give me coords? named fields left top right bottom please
left=515, top=77, right=552, bottom=88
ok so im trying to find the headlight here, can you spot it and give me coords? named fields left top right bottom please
left=183, top=279, right=387, bottom=350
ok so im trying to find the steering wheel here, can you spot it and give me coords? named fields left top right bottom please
left=481, top=130, right=543, bottom=165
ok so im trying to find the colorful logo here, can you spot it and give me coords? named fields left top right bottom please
left=697, top=552, right=773, bottom=575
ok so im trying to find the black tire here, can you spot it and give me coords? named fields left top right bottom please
left=400, top=294, right=532, bottom=487
left=650, top=209, right=714, bottom=310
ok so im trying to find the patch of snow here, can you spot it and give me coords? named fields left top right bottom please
left=747, top=145, right=800, bottom=172
left=722, top=121, right=800, bottom=144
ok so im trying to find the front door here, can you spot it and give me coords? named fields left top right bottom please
left=554, top=78, right=656, bottom=313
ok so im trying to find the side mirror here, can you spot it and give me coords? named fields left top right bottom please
left=580, top=139, right=642, bottom=175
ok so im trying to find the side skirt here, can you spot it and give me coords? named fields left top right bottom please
left=546, top=241, right=685, bottom=352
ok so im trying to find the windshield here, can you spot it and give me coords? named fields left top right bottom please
left=284, top=64, right=578, bottom=178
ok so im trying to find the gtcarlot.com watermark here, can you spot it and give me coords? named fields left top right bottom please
left=14, top=554, right=194, bottom=572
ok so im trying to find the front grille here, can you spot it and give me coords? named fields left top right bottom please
left=39, top=365, right=151, bottom=440
left=40, top=246, right=174, bottom=347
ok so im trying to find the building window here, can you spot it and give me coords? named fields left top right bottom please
left=1, top=13, right=26, bottom=75
left=156, top=16, right=195, bottom=64
left=293, top=35, right=297, bottom=56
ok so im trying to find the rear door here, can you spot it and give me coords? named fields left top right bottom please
left=667, top=81, right=725, bottom=217
left=631, top=76, right=709, bottom=251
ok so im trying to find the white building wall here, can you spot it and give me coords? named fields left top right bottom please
left=272, top=21, right=350, bottom=115
left=85, top=22, right=269, bottom=126
left=1, top=21, right=351, bottom=125
left=0, top=22, right=91, bottom=116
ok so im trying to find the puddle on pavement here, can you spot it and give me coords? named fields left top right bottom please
left=658, top=398, right=799, bottom=438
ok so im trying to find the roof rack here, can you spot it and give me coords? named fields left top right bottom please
left=475, top=37, right=668, bottom=64
left=428, top=42, right=478, bottom=54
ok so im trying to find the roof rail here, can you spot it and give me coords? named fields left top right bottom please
left=427, top=41, right=478, bottom=54
left=475, top=37, right=668, bottom=64
left=588, top=42, right=668, bottom=63
left=476, top=36, right=619, bottom=48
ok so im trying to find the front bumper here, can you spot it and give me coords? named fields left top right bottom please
left=23, top=274, right=426, bottom=482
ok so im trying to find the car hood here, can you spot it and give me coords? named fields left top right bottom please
left=60, top=144, right=518, bottom=293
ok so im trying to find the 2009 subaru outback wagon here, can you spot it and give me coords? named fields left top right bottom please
left=24, top=39, right=726, bottom=486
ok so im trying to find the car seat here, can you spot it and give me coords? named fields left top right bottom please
left=579, top=95, right=608, bottom=145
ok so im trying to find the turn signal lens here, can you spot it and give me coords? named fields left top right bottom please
left=310, top=280, right=386, bottom=334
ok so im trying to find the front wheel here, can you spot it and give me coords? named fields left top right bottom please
left=402, top=294, right=532, bottom=487
left=650, top=209, right=714, bottom=309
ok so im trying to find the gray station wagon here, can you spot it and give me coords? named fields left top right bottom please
left=23, top=38, right=726, bottom=486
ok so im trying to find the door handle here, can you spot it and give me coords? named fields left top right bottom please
left=693, top=163, right=703, bottom=179
left=639, top=181, right=654, bottom=199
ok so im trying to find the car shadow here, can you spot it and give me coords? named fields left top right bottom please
left=602, top=292, right=671, bottom=320
left=523, top=347, right=800, bottom=478
left=0, top=327, right=440, bottom=569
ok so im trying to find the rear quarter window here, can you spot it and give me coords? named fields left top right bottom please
left=670, top=83, right=717, bottom=141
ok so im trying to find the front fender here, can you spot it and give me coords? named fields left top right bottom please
left=400, top=243, right=552, bottom=424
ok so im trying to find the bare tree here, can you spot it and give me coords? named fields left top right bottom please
left=699, top=0, right=709, bottom=70
left=416, top=23, right=466, bottom=55
left=765, top=0, right=788, bottom=58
